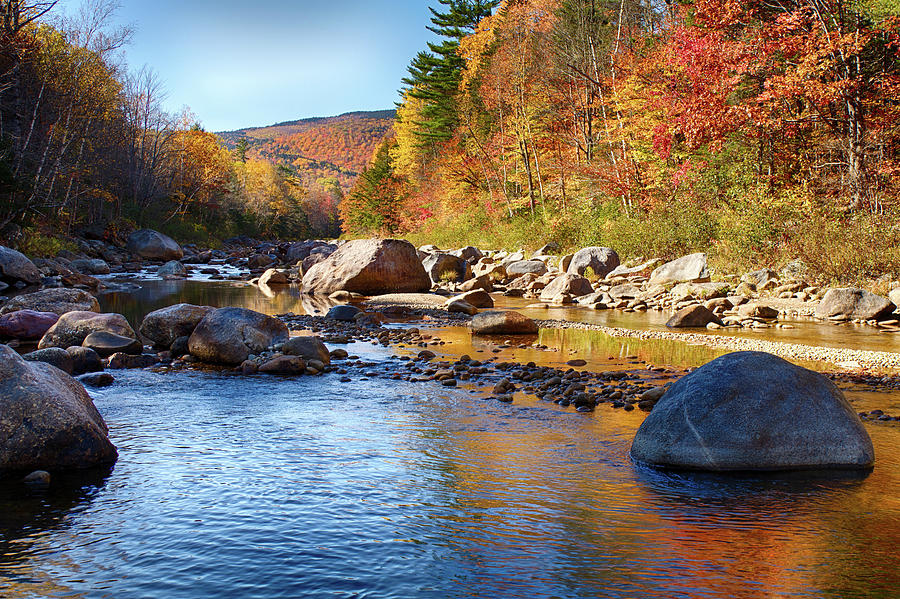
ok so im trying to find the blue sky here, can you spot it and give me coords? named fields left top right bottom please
left=55, top=0, right=439, bottom=131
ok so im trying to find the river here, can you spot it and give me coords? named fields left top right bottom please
left=1, top=275, right=898, bottom=598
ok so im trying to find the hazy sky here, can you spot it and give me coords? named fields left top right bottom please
left=55, top=0, right=440, bottom=131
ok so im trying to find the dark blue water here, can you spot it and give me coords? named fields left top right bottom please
left=2, top=347, right=898, bottom=598
left=1, top=279, right=899, bottom=598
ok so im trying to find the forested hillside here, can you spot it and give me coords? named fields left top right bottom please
left=219, top=111, right=395, bottom=191
left=0, top=0, right=349, bottom=247
left=344, top=0, right=900, bottom=282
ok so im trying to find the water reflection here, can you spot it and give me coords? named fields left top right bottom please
left=1, top=278, right=895, bottom=598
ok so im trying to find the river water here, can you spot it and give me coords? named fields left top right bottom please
left=1, top=277, right=898, bottom=598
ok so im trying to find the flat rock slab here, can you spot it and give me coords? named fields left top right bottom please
left=630, top=351, right=874, bottom=472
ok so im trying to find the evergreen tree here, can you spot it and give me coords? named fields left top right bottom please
left=401, top=0, right=499, bottom=145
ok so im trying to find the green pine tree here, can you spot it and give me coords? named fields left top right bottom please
left=401, top=0, right=499, bottom=145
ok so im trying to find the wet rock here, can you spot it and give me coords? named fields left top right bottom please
left=540, top=274, right=593, bottom=303
left=649, top=253, right=710, bottom=285
left=0, top=310, right=58, bottom=339
left=815, top=288, right=895, bottom=321
left=259, top=355, right=306, bottom=375
left=259, top=268, right=290, bottom=286
left=666, top=305, right=722, bottom=328
left=69, top=258, right=110, bottom=275
left=78, top=372, right=114, bottom=387
left=567, top=246, right=620, bottom=278
left=302, top=238, right=431, bottom=295
left=0, top=245, right=41, bottom=285
left=469, top=311, right=538, bottom=335
left=67, top=346, right=102, bottom=375
left=126, top=229, right=183, bottom=261
left=39, top=311, right=137, bottom=350
left=447, top=299, right=478, bottom=315
left=140, top=303, right=214, bottom=348
left=327, top=305, right=362, bottom=321
left=106, top=353, right=159, bottom=369
left=0, top=344, right=117, bottom=474
left=283, top=336, right=331, bottom=365
left=0, top=288, right=100, bottom=316
left=241, top=360, right=259, bottom=375
left=83, top=331, right=143, bottom=357
left=157, top=260, right=187, bottom=277
left=23, top=347, right=74, bottom=374
left=188, top=307, right=289, bottom=365
left=630, top=351, right=875, bottom=471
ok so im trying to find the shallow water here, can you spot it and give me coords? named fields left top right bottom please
left=2, top=278, right=898, bottom=598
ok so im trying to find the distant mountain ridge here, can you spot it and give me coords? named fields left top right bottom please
left=218, top=110, right=395, bottom=191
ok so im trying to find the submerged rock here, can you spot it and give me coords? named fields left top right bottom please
left=188, top=307, right=289, bottom=365
left=630, top=351, right=875, bottom=471
left=0, top=344, right=117, bottom=474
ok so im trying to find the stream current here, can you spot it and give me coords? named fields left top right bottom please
left=1, top=275, right=898, bottom=598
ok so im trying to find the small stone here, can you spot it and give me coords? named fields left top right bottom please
left=78, top=372, right=114, bottom=387
left=23, top=470, right=51, bottom=485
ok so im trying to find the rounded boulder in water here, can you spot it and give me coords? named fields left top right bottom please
left=630, top=351, right=874, bottom=472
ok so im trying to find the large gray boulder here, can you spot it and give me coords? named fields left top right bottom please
left=815, top=288, right=895, bottom=321
left=469, top=311, right=538, bottom=335
left=126, top=229, right=183, bottom=261
left=39, top=311, right=137, bottom=350
left=0, top=344, right=117, bottom=474
left=506, top=260, right=548, bottom=277
left=0, top=288, right=100, bottom=316
left=140, top=303, right=214, bottom=348
left=0, top=245, right=41, bottom=285
left=630, top=351, right=875, bottom=471
left=567, top=247, right=620, bottom=278
left=69, top=258, right=110, bottom=276
left=423, top=253, right=470, bottom=284
left=539, top=274, right=593, bottom=303
left=649, top=253, right=710, bottom=285
left=188, top=307, right=289, bottom=365
left=302, top=238, right=430, bottom=295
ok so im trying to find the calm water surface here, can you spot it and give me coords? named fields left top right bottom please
left=1, top=278, right=898, bottom=598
